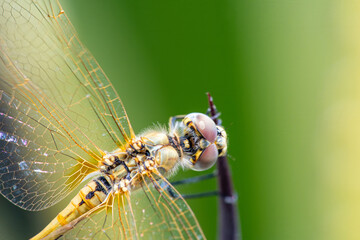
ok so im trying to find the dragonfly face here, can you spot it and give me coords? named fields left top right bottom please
left=178, top=113, right=228, bottom=171
left=0, top=0, right=228, bottom=239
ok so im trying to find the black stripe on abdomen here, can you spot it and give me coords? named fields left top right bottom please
left=82, top=177, right=112, bottom=202
left=98, top=176, right=112, bottom=191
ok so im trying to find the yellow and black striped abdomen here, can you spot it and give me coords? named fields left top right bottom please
left=31, top=176, right=112, bottom=240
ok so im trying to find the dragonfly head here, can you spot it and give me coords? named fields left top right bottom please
left=181, top=113, right=228, bottom=171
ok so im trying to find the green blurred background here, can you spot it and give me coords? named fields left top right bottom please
left=2, top=0, right=360, bottom=239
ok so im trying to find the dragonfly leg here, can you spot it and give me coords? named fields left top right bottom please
left=168, top=115, right=187, bottom=132
left=170, top=171, right=217, bottom=186
left=181, top=191, right=219, bottom=199
left=166, top=171, right=219, bottom=199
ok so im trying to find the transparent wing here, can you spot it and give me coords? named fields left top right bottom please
left=0, top=0, right=134, bottom=210
left=57, top=171, right=205, bottom=240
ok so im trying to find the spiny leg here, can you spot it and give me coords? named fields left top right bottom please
left=165, top=172, right=219, bottom=199
left=170, top=172, right=217, bottom=186
left=168, top=115, right=187, bottom=132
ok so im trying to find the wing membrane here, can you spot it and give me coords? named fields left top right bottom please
left=58, top=171, right=205, bottom=240
left=0, top=0, right=133, bottom=210
left=0, top=1, right=207, bottom=239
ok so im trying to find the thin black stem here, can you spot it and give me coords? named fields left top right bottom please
left=207, top=92, right=240, bottom=240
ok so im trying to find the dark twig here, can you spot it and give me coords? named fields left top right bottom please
left=207, top=92, right=240, bottom=240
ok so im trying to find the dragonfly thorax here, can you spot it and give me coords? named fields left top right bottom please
left=98, top=132, right=181, bottom=188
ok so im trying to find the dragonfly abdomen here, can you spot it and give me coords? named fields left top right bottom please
left=31, top=176, right=113, bottom=240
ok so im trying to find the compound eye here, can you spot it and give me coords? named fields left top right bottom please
left=186, top=113, right=217, bottom=143
left=193, top=143, right=218, bottom=171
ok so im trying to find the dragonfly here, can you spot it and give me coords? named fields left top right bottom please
left=0, top=0, right=228, bottom=239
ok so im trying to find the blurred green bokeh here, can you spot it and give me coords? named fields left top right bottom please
left=3, top=0, right=360, bottom=240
